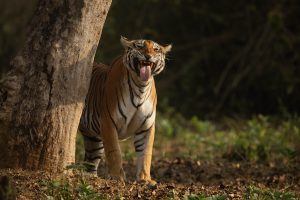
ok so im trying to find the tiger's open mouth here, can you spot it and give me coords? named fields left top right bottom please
left=139, top=60, right=156, bottom=82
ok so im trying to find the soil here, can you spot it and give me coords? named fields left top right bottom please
left=0, top=158, right=299, bottom=199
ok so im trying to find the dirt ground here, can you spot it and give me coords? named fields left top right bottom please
left=0, top=158, right=299, bottom=199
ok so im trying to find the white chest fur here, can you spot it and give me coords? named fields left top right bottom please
left=113, top=78, right=156, bottom=140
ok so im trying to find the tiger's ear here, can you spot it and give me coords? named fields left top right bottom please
left=162, top=44, right=172, bottom=54
left=120, top=36, right=133, bottom=49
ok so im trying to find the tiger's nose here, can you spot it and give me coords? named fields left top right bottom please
left=144, top=54, right=151, bottom=60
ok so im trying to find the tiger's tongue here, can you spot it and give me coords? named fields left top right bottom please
left=140, top=65, right=151, bottom=81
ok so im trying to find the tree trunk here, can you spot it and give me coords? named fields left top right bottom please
left=0, top=0, right=111, bottom=172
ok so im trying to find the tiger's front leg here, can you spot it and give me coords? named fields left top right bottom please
left=134, top=124, right=156, bottom=185
left=101, top=118, right=126, bottom=182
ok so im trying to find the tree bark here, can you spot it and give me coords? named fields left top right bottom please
left=0, top=0, right=111, bottom=172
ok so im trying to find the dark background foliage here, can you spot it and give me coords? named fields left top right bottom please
left=1, top=0, right=299, bottom=118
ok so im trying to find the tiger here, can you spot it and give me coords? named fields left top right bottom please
left=79, top=36, right=171, bottom=184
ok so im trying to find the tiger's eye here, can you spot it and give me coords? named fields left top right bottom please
left=154, top=47, right=160, bottom=52
left=134, top=43, right=143, bottom=49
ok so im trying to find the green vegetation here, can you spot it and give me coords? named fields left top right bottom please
left=154, top=111, right=299, bottom=162
left=41, top=180, right=73, bottom=200
left=244, top=185, right=298, bottom=200
left=184, top=186, right=298, bottom=200
left=41, top=179, right=105, bottom=200
left=185, top=194, right=226, bottom=200
left=41, top=164, right=105, bottom=200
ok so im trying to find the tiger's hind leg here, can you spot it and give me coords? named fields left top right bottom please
left=83, top=135, right=104, bottom=174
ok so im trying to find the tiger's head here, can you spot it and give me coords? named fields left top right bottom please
left=121, top=36, right=172, bottom=82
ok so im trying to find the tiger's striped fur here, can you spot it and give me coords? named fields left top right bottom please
left=79, top=37, right=171, bottom=183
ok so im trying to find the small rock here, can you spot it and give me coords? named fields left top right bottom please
left=229, top=193, right=235, bottom=198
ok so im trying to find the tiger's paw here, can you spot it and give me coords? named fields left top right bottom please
left=137, top=178, right=157, bottom=187
left=108, top=168, right=126, bottom=184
